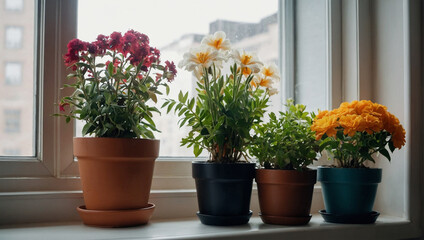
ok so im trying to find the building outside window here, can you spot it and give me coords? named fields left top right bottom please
left=4, top=109, right=21, bottom=133
left=5, top=26, right=23, bottom=49
left=5, top=0, right=24, bottom=11
left=4, top=62, right=22, bottom=85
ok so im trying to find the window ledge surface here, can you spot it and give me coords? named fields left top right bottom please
left=0, top=215, right=419, bottom=240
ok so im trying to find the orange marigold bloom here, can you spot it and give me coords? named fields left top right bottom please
left=311, top=100, right=405, bottom=149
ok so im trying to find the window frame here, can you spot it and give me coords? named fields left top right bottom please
left=0, top=3, right=422, bottom=239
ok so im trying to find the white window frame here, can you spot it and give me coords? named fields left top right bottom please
left=0, top=2, right=422, bottom=239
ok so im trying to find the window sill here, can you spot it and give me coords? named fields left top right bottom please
left=0, top=215, right=420, bottom=240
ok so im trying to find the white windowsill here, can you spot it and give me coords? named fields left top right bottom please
left=0, top=215, right=417, bottom=240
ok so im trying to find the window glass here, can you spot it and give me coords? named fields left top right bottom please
left=0, top=0, right=35, bottom=157
left=5, top=26, right=23, bottom=49
left=76, top=0, right=280, bottom=157
left=4, top=109, right=20, bottom=133
left=5, top=0, right=24, bottom=11
left=5, top=62, right=22, bottom=85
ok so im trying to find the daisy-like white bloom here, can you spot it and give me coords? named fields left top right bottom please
left=201, top=31, right=231, bottom=51
left=252, top=73, right=273, bottom=88
left=178, top=46, right=224, bottom=72
left=268, top=87, right=278, bottom=96
left=261, top=63, right=280, bottom=81
left=231, top=49, right=263, bottom=74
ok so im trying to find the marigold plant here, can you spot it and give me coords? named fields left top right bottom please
left=163, top=31, right=278, bottom=163
left=56, top=30, right=177, bottom=138
left=311, top=100, right=406, bottom=168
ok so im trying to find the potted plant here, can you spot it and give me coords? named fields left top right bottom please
left=164, top=31, right=278, bottom=226
left=311, top=100, right=406, bottom=224
left=55, top=30, right=177, bottom=227
left=249, top=99, right=318, bottom=225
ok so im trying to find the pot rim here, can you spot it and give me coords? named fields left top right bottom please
left=192, top=160, right=255, bottom=165
left=73, top=137, right=160, bottom=141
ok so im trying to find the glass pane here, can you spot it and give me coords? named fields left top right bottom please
left=0, top=0, right=35, bottom=157
left=5, top=26, right=23, bottom=49
left=76, top=0, right=280, bottom=157
left=5, top=0, right=24, bottom=11
left=294, top=0, right=328, bottom=112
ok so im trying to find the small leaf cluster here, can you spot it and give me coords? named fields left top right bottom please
left=163, top=64, right=269, bottom=163
left=319, top=129, right=396, bottom=168
left=249, top=99, right=319, bottom=171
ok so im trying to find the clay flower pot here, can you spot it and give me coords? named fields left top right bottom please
left=74, top=137, right=159, bottom=227
left=317, top=166, right=382, bottom=224
left=256, top=169, right=317, bottom=225
left=192, top=161, right=255, bottom=226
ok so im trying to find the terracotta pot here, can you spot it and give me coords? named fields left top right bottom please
left=256, top=169, right=317, bottom=225
left=74, top=137, right=159, bottom=210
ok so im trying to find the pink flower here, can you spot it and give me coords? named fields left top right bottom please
left=64, top=39, right=88, bottom=70
left=108, top=32, right=122, bottom=51
left=59, top=102, right=69, bottom=112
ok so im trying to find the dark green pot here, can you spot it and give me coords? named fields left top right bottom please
left=192, top=161, right=255, bottom=226
left=317, top=167, right=382, bottom=215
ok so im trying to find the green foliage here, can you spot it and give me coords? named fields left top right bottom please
left=319, top=129, right=394, bottom=168
left=164, top=64, right=269, bottom=163
left=57, top=48, right=175, bottom=139
left=249, top=99, right=319, bottom=171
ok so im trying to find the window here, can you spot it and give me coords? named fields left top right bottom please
left=5, top=0, right=24, bottom=11
left=0, top=2, right=422, bottom=237
left=76, top=0, right=281, bottom=157
left=4, top=62, right=22, bottom=85
left=4, top=109, right=20, bottom=133
left=5, top=26, right=23, bottom=49
left=3, top=148, right=20, bottom=156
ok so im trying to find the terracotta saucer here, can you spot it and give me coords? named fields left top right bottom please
left=77, top=203, right=155, bottom=227
left=259, top=213, right=312, bottom=225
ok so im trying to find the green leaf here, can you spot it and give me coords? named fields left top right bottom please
left=82, top=123, right=93, bottom=136
left=379, top=148, right=391, bottom=161
left=178, top=91, right=184, bottom=102
left=388, top=140, right=396, bottom=152
left=167, top=101, right=176, bottom=113
left=148, top=91, right=158, bottom=103
left=193, top=144, right=203, bottom=157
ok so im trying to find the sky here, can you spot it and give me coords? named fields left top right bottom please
left=78, top=0, right=278, bottom=48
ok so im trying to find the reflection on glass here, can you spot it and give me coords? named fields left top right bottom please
left=76, top=0, right=279, bottom=157
left=0, top=0, right=35, bottom=157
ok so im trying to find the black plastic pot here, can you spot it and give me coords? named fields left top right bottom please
left=192, top=161, right=256, bottom=226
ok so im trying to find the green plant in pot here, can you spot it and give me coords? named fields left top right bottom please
left=164, top=31, right=277, bottom=226
left=249, top=99, right=319, bottom=225
left=55, top=30, right=177, bottom=227
left=311, top=100, right=406, bottom=224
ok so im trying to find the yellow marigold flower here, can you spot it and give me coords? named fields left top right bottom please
left=316, top=110, right=328, bottom=119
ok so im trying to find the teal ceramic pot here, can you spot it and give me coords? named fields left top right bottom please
left=317, top=167, right=382, bottom=215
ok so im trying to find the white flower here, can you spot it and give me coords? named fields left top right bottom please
left=201, top=31, right=231, bottom=51
left=231, top=49, right=263, bottom=74
left=268, top=87, right=278, bottom=96
left=261, top=63, right=280, bottom=81
left=178, top=46, right=224, bottom=72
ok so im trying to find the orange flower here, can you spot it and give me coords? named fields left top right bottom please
left=311, top=100, right=405, bottom=149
